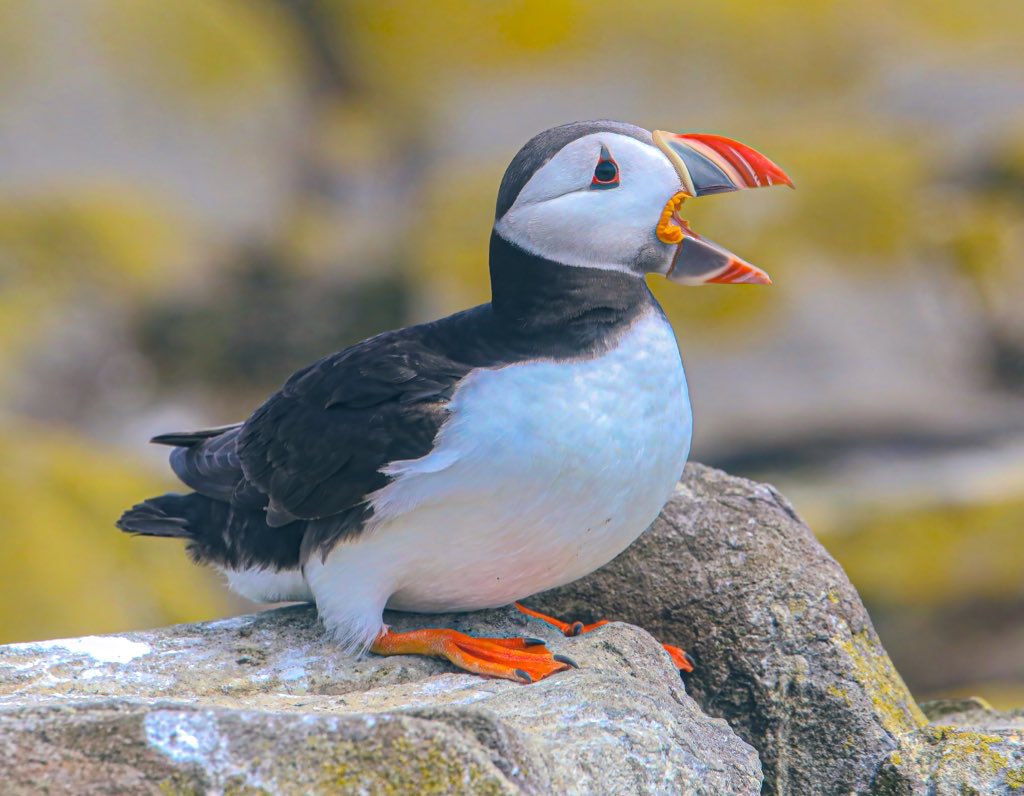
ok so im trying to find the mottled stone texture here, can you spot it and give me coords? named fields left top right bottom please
left=0, top=604, right=761, bottom=795
left=529, top=463, right=928, bottom=795
left=0, top=700, right=527, bottom=795
left=872, top=698, right=1024, bottom=795
left=873, top=722, right=1024, bottom=796
left=3, top=464, right=1021, bottom=795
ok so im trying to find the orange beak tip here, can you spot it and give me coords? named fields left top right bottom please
left=746, top=265, right=773, bottom=285
left=702, top=260, right=773, bottom=285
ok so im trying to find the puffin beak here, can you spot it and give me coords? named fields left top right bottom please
left=652, top=130, right=793, bottom=285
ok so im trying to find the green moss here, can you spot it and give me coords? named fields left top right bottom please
left=313, top=731, right=507, bottom=795
left=157, top=776, right=203, bottom=795
left=840, top=630, right=927, bottom=736
left=886, top=727, right=1022, bottom=792
left=149, top=723, right=512, bottom=794
left=827, top=684, right=852, bottom=707
left=1006, top=767, right=1024, bottom=790
left=925, top=726, right=1009, bottom=777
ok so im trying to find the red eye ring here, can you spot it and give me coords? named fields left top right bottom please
left=591, top=144, right=620, bottom=189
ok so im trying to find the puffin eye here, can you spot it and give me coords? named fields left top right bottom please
left=591, top=145, right=620, bottom=189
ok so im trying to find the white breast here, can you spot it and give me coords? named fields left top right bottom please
left=304, top=308, right=691, bottom=650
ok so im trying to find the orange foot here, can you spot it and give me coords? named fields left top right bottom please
left=515, top=602, right=695, bottom=674
left=370, top=627, right=578, bottom=684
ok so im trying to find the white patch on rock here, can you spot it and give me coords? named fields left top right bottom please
left=278, top=666, right=307, bottom=682
left=21, top=636, right=151, bottom=664
left=202, top=616, right=254, bottom=631
left=0, top=600, right=765, bottom=793
left=145, top=711, right=228, bottom=767
left=143, top=709, right=385, bottom=793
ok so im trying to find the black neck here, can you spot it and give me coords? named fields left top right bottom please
left=488, top=231, right=650, bottom=335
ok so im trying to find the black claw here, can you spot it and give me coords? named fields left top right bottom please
left=553, top=654, right=579, bottom=669
left=514, top=668, right=533, bottom=684
left=568, top=621, right=584, bottom=637
left=522, top=637, right=546, bottom=647
left=683, top=651, right=696, bottom=669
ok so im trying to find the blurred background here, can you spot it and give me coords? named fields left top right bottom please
left=1, top=0, right=1022, bottom=706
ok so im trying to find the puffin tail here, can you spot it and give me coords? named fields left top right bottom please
left=116, top=492, right=228, bottom=563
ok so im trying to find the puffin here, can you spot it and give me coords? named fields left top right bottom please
left=118, top=120, right=792, bottom=683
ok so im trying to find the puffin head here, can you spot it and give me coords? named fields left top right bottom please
left=494, top=120, right=793, bottom=285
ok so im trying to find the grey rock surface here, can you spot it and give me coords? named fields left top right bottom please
left=0, top=603, right=761, bottom=795
left=874, top=700, right=1024, bottom=795
left=529, top=463, right=928, bottom=795
left=920, top=697, right=1024, bottom=729
left=4, top=463, right=1020, bottom=795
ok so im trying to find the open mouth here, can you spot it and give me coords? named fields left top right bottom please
left=655, top=191, right=772, bottom=285
left=651, top=130, right=792, bottom=286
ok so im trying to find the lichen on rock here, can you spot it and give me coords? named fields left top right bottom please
left=528, top=463, right=1021, bottom=795
left=1, top=463, right=1021, bottom=795
left=839, top=629, right=928, bottom=738
left=873, top=722, right=1024, bottom=795
left=0, top=603, right=762, bottom=794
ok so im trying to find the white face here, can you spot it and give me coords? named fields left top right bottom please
left=494, top=132, right=681, bottom=276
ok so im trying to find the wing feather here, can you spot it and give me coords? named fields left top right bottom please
left=236, top=326, right=472, bottom=523
left=153, top=309, right=486, bottom=550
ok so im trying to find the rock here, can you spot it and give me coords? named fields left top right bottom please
left=0, top=699, right=528, bottom=795
left=0, top=604, right=762, bottom=795
left=527, top=463, right=928, bottom=795
left=920, top=697, right=1024, bottom=729
left=5, top=463, right=1020, bottom=794
left=873, top=701, right=1024, bottom=795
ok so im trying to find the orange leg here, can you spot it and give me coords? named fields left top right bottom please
left=515, top=602, right=610, bottom=636
left=514, top=602, right=695, bottom=673
left=370, top=627, right=577, bottom=684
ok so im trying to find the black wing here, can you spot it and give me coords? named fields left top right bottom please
left=136, top=311, right=489, bottom=564
left=137, top=320, right=476, bottom=563
left=235, top=323, right=473, bottom=526
left=157, top=324, right=474, bottom=528
left=156, top=425, right=251, bottom=505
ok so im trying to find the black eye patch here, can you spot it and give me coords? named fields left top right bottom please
left=591, top=144, right=620, bottom=189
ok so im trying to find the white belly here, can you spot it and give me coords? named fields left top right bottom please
left=304, top=309, right=691, bottom=647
